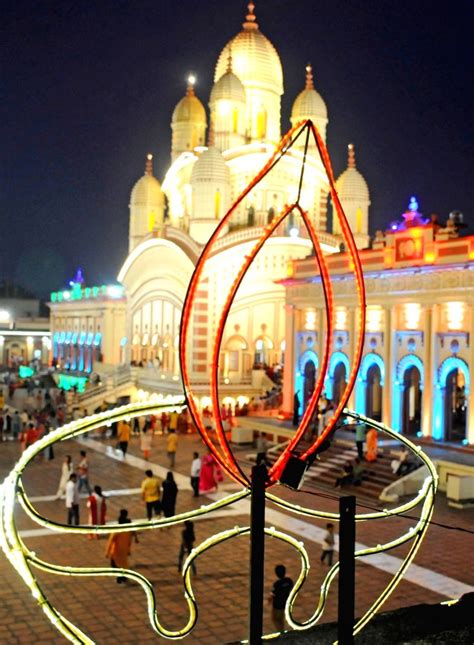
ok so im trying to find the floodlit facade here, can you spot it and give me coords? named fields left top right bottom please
left=116, top=5, right=369, bottom=390
left=281, top=204, right=473, bottom=445
left=51, top=4, right=372, bottom=403
left=0, top=291, right=50, bottom=368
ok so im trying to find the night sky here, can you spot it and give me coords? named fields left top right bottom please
left=1, top=0, right=472, bottom=298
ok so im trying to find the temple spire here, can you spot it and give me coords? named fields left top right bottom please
left=305, top=63, right=314, bottom=90
left=243, top=1, right=258, bottom=29
left=348, top=143, right=356, bottom=168
left=145, top=153, right=153, bottom=176
left=207, top=119, right=215, bottom=147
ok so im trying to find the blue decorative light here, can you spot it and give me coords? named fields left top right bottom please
left=408, top=196, right=419, bottom=212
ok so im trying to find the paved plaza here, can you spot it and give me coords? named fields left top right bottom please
left=0, top=428, right=473, bottom=644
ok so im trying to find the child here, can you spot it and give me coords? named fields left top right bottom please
left=178, top=520, right=196, bottom=574
left=320, top=523, right=335, bottom=566
left=269, top=564, right=294, bottom=632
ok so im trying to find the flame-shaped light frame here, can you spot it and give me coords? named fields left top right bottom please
left=179, top=120, right=366, bottom=485
left=0, top=121, right=439, bottom=643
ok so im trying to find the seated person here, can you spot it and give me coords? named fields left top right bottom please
left=335, top=463, right=354, bottom=488
left=352, top=458, right=365, bottom=485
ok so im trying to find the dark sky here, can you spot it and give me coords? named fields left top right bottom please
left=1, top=0, right=472, bottom=298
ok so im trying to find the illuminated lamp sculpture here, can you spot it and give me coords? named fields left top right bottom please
left=0, top=120, right=438, bottom=642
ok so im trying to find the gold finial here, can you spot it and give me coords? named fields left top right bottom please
left=186, top=74, right=196, bottom=96
left=305, top=63, right=314, bottom=90
left=348, top=143, right=356, bottom=168
left=226, top=47, right=233, bottom=73
left=145, top=153, right=153, bottom=175
left=243, top=1, right=258, bottom=29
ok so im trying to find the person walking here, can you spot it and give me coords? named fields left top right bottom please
left=320, top=523, right=335, bottom=566
left=166, top=428, right=178, bottom=468
left=105, top=509, right=138, bottom=584
left=140, top=422, right=153, bottom=460
left=178, top=520, right=196, bottom=574
left=117, top=419, right=131, bottom=458
left=255, top=432, right=270, bottom=466
left=169, top=410, right=179, bottom=433
left=190, top=452, right=201, bottom=497
left=292, top=392, right=300, bottom=427
left=355, top=423, right=366, bottom=459
left=141, top=470, right=162, bottom=520
left=269, top=564, right=294, bottom=632
left=87, top=485, right=107, bottom=539
left=199, top=450, right=222, bottom=494
left=161, top=472, right=178, bottom=518
left=12, top=410, right=21, bottom=441
left=65, top=473, right=80, bottom=525
left=56, top=455, right=73, bottom=499
left=77, top=450, right=92, bottom=494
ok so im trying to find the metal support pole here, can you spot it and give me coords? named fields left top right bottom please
left=338, top=495, right=356, bottom=644
left=249, top=463, right=267, bottom=644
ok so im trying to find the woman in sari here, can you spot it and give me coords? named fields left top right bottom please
left=366, top=427, right=378, bottom=462
left=105, top=509, right=137, bottom=583
left=87, top=485, right=107, bottom=538
left=199, top=451, right=222, bottom=493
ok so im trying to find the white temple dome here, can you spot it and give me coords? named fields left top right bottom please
left=130, top=156, right=164, bottom=207
left=172, top=83, right=206, bottom=124
left=210, top=69, right=246, bottom=104
left=336, top=145, right=370, bottom=203
left=214, top=3, right=283, bottom=94
left=191, top=147, right=230, bottom=184
left=291, top=64, right=327, bottom=122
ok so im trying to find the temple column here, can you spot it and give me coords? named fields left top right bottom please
left=421, top=306, right=433, bottom=438
left=346, top=306, right=356, bottom=410
left=430, top=304, right=442, bottom=440
left=282, top=304, right=296, bottom=418
left=382, top=305, right=395, bottom=427
left=468, top=309, right=474, bottom=444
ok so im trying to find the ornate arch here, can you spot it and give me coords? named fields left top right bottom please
left=391, top=354, right=424, bottom=433
left=225, top=334, right=248, bottom=351
left=355, top=353, right=385, bottom=417
left=433, top=356, right=470, bottom=442
left=396, top=354, right=424, bottom=389
left=298, top=349, right=318, bottom=373
left=325, top=351, right=350, bottom=399
left=438, top=356, right=470, bottom=394
left=360, top=352, right=385, bottom=385
left=329, top=351, right=350, bottom=379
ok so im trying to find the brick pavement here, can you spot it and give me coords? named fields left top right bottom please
left=0, top=427, right=473, bottom=643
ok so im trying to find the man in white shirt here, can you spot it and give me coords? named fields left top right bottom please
left=65, top=473, right=80, bottom=525
left=190, top=452, right=201, bottom=497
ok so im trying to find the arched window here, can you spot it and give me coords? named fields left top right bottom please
left=214, top=189, right=221, bottom=219
left=232, top=107, right=239, bottom=133
left=267, top=207, right=275, bottom=224
left=256, top=107, right=267, bottom=139
left=225, top=335, right=248, bottom=373
left=247, top=206, right=255, bottom=227
left=254, top=335, right=273, bottom=367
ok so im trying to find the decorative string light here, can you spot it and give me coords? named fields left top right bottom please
left=0, top=120, right=438, bottom=643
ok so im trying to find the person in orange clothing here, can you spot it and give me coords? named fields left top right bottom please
left=366, top=427, right=378, bottom=462
left=117, top=419, right=131, bottom=458
left=105, top=509, right=138, bottom=584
